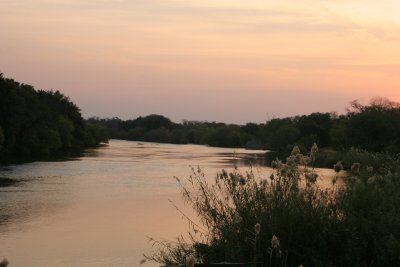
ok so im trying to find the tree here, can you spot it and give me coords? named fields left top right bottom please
left=262, top=118, right=300, bottom=151
left=0, top=74, right=107, bottom=162
left=346, top=99, right=400, bottom=152
left=295, top=112, right=332, bottom=148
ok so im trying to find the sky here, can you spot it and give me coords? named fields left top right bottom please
left=1, top=0, right=400, bottom=124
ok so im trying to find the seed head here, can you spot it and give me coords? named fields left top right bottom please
left=233, top=213, right=242, bottom=224
left=367, top=166, right=374, bottom=173
left=301, top=155, right=311, bottom=165
left=271, top=160, right=281, bottom=169
left=271, top=235, right=280, bottom=249
left=311, top=142, right=318, bottom=154
left=280, top=164, right=289, bottom=176
left=254, top=223, right=261, bottom=235
left=367, top=176, right=376, bottom=185
left=333, top=161, right=343, bottom=173
left=351, top=163, right=360, bottom=174
left=0, top=258, right=9, bottom=267
left=291, top=145, right=301, bottom=156
left=139, top=259, right=146, bottom=265
left=186, top=255, right=195, bottom=267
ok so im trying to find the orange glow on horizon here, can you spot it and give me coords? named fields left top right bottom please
left=1, top=0, right=399, bottom=123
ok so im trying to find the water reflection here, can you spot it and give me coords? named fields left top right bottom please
left=0, top=140, right=268, bottom=267
left=0, top=177, right=21, bottom=188
left=0, top=140, right=340, bottom=266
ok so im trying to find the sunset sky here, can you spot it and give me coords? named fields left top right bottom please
left=1, top=0, right=400, bottom=123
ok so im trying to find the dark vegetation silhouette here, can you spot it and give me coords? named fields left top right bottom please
left=89, top=97, right=400, bottom=166
left=2, top=73, right=400, bottom=266
left=139, top=98, right=400, bottom=266
left=145, top=145, right=400, bottom=267
left=0, top=74, right=108, bottom=163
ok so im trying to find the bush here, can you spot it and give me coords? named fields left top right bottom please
left=146, top=145, right=345, bottom=266
left=339, top=148, right=400, bottom=174
left=338, top=166, right=400, bottom=266
left=145, top=145, right=400, bottom=266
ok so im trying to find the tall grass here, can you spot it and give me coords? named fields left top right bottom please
left=145, top=144, right=400, bottom=266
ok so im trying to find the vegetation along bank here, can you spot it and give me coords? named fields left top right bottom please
left=0, top=74, right=108, bottom=163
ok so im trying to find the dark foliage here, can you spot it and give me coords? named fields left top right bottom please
left=89, top=98, right=400, bottom=160
left=146, top=147, right=400, bottom=267
left=0, top=74, right=108, bottom=163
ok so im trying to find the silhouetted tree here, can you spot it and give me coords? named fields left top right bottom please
left=0, top=74, right=107, bottom=163
left=346, top=98, right=400, bottom=153
left=86, top=97, right=400, bottom=155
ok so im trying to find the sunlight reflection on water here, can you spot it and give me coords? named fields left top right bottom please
left=0, top=140, right=338, bottom=267
left=0, top=140, right=268, bottom=267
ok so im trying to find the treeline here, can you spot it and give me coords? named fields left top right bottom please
left=0, top=74, right=108, bottom=163
left=87, top=115, right=253, bottom=148
left=88, top=97, right=400, bottom=154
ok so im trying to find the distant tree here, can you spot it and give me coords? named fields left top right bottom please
left=203, top=126, right=246, bottom=148
left=84, top=97, right=400, bottom=155
left=84, top=123, right=108, bottom=147
left=136, top=114, right=174, bottom=131
left=346, top=98, right=400, bottom=152
left=330, top=116, right=349, bottom=150
left=57, top=115, right=75, bottom=148
left=294, top=112, right=332, bottom=147
left=127, top=127, right=146, bottom=141
left=170, top=129, right=188, bottom=144
left=143, top=127, right=171, bottom=142
left=242, top=122, right=260, bottom=136
left=262, top=118, right=300, bottom=151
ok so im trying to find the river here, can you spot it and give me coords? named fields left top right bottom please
left=0, top=140, right=272, bottom=267
left=0, top=140, right=336, bottom=266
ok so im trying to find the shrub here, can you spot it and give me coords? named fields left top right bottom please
left=146, top=145, right=344, bottom=266
left=145, top=145, right=400, bottom=266
left=338, top=166, right=400, bottom=266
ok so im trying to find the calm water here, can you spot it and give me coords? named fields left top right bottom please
left=0, top=140, right=271, bottom=267
left=0, top=140, right=337, bottom=267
